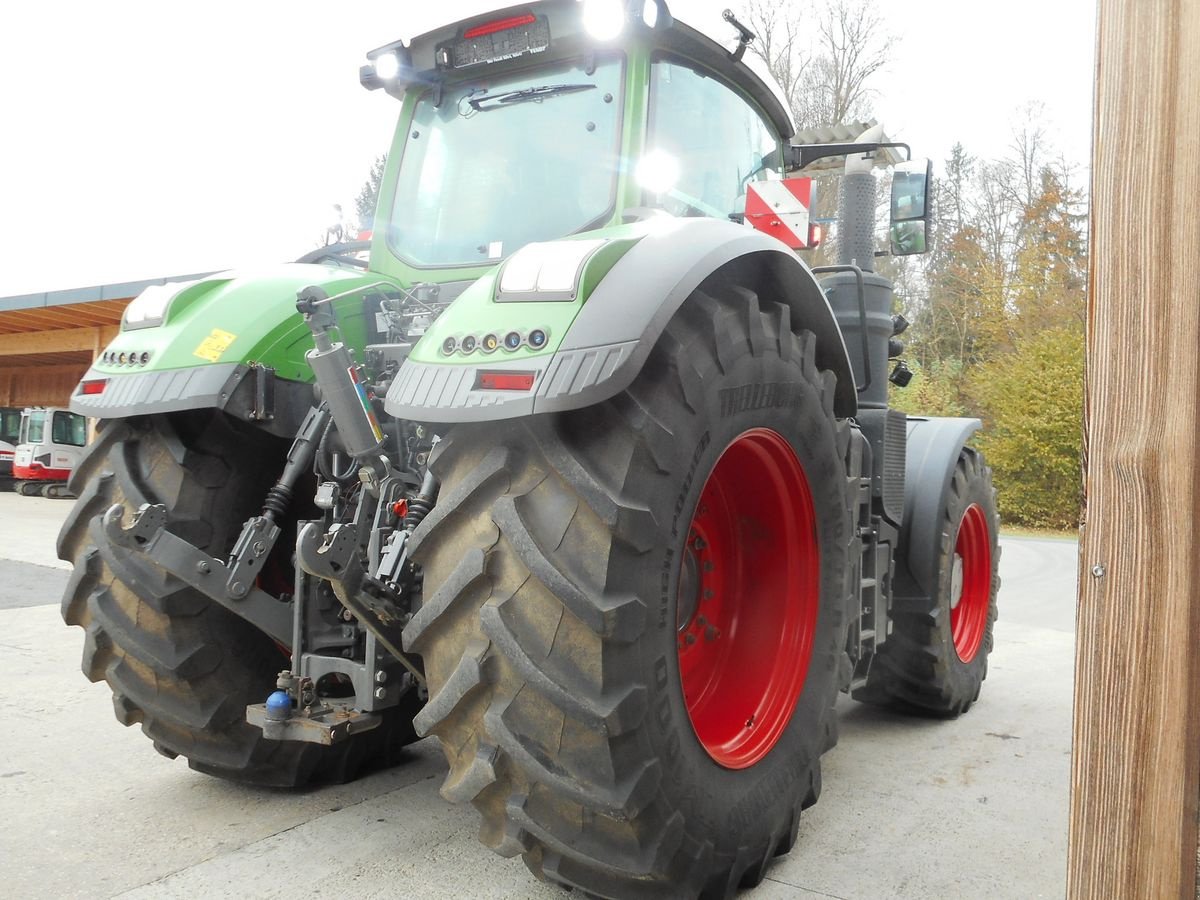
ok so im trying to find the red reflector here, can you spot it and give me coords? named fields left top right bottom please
left=477, top=371, right=536, bottom=391
left=80, top=379, right=108, bottom=395
left=808, top=223, right=823, bottom=248
left=464, top=13, right=537, bottom=39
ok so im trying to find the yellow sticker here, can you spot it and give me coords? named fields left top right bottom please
left=193, top=328, right=237, bottom=363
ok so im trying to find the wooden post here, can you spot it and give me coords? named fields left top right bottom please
left=1070, top=0, right=1200, bottom=896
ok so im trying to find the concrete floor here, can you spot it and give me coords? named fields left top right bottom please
left=0, top=492, right=1078, bottom=899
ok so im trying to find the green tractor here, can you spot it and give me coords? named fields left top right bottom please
left=60, top=2, right=1000, bottom=896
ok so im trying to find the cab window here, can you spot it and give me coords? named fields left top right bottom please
left=25, top=410, right=45, bottom=444
left=0, top=409, right=19, bottom=443
left=52, top=411, right=86, bottom=447
left=647, top=58, right=780, bottom=219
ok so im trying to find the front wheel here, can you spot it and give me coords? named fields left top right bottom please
left=407, top=281, right=854, bottom=897
left=855, top=448, right=1000, bottom=715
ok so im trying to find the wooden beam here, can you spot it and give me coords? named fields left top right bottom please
left=0, top=363, right=95, bottom=378
left=0, top=363, right=90, bottom=408
left=0, top=298, right=128, bottom=336
left=1069, top=0, right=1200, bottom=896
left=0, top=325, right=116, bottom=357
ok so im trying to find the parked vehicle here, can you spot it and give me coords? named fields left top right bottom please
left=60, top=3, right=1000, bottom=896
left=13, top=406, right=86, bottom=497
left=0, top=406, right=19, bottom=486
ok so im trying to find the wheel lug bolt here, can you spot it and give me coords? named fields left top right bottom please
left=703, top=561, right=714, bottom=572
left=705, top=626, right=719, bottom=641
left=697, top=616, right=706, bottom=626
left=692, top=537, right=706, bottom=550
left=685, top=633, right=696, bottom=645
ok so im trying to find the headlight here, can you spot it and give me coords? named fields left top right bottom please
left=498, top=239, right=607, bottom=296
left=123, top=281, right=193, bottom=330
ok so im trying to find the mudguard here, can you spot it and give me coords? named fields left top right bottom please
left=69, top=264, right=401, bottom=436
left=385, top=217, right=857, bottom=422
left=898, top=416, right=983, bottom=597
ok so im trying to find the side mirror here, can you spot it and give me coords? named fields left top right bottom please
left=890, top=158, right=932, bottom=221
left=889, top=158, right=932, bottom=256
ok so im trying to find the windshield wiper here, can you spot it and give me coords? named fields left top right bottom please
left=468, top=83, right=596, bottom=112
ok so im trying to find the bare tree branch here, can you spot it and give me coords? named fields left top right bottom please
left=743, top=0, right=896, bottom=131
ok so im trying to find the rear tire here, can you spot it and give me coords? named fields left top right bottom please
left=855, top=448, right=1000, bottom=716
left=58, top=411, right=421, bottom=787
left=407, top=281, right=854, bottom=897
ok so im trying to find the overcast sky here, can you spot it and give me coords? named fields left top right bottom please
left=0, top=0, right=1095, bottom=298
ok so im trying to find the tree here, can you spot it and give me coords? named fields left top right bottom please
left=888, top=359, right=968, bottom=418
left=1004, top=103, right=1050, bottom=214
left=938, top=143, right=975, bottom=237
left=746, top=0, right=894, bottom=131
left=1009, top=167, right=1088, bottom=337
left=745, top=0, right=810, bottom=122
left=971, top=326, right=1084, bottom=529
left=909, top=224, right=1009, bottom=374
left=354, top=153, right=388, bottom=234
left=802, top=0, right=894, bottom=129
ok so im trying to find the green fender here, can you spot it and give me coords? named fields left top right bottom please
left=70, top=264, right=402, bottom=436
left=385, top=217, right=857, bottom=423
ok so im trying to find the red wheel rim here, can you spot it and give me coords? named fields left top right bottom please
left=676, top=428, right=819, bottom=770
left=950, top=503, right=992, bottom=663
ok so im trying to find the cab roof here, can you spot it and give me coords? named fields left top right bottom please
left=362, top=0, right=797, bottom=139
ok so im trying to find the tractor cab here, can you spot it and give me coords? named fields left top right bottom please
left=360, top=0, right=931, bottom=297
left=360, top=0, right=803, bottom=285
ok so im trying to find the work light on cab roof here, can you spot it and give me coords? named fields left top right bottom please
left=362, top=1, right=673, bottom=90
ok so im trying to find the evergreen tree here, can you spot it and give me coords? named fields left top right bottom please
left=355, top=154, right=388, bottom=234
left=1009, top=167, right=1088, bottom=337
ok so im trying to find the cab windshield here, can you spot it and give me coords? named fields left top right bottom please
left=388, top=56, right=623, bottom=267
left=22, top=410, right=44, bottom=444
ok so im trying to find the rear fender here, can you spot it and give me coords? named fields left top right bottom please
left=385, top=218, right=857, bottom=422
left=898, top=416, right=983, bottom=596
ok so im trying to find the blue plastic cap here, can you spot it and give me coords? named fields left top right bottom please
left=265, top=690, right=292, bottom=720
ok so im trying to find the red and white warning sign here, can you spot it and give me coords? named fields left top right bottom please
left=746, top=178, right=816, bottom=249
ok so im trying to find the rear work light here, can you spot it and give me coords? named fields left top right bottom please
left=79, top=379, right=108, bottom=396
left=463, top=13, right=537, bottom=39
left=476, top=371, right=536, bottom=391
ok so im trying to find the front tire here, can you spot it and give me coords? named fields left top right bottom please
left=407, top=281, right=854, bottom=897
left=58, top=411, right=421, bottom=786
left=855, top=447, right=1000, bottom=715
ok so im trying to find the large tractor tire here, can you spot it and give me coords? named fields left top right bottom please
left=58, top=411, right=421, bottom=787
left=407, top=282, right=855, bottom=898
left=856, top=447, right=1000, bottom=716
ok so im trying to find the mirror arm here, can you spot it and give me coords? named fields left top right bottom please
left=784, top=142, right=912, bottom=172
